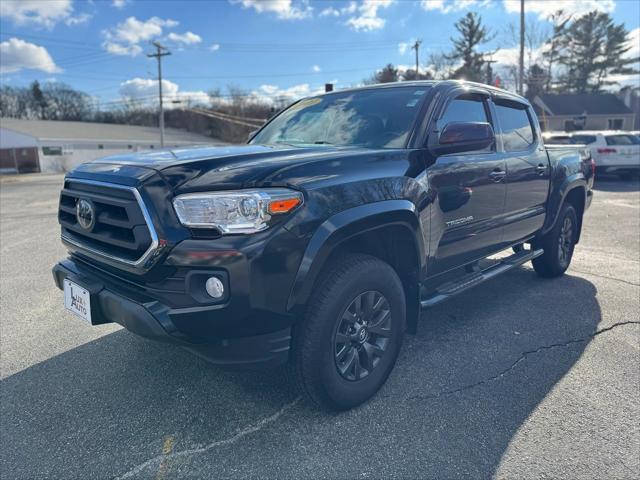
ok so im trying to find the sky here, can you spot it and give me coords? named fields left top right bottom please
left=1, top=0, right=639, bottom=109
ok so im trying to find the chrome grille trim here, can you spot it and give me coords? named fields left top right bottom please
left=60, top=179, right=159, bottom=269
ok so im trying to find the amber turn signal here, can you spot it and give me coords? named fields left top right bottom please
left=268, top=197, right=301, bottom=214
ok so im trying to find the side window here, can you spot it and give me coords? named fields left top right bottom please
left=571, top=135, right=597, bottom=145
left=606, top=134, right=640, bottom=146
left=437, top=96, right=488, bottom=131
left=495, top=101, right=535, bottom=151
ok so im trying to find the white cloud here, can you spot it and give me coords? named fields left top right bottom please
left=209, top=43, right=221, bottom=52
left=167, top=31, right=202, bottom=45
left=320, top=7, right=340, bottom=17
left=102, top=16, right=179, bottom=56
left=346, top=0, right=395, bottom=32
left=0, top=37, right=60, bottom=74
left=398, top=41, right=410, bottom=55
left=421, top=0, right=493, bottom=14
left=626, top=27, right=640, bottom=60
left=112, top=0, right=130, bottom=8
left=119, top=77, right=209, bottom=107
left=320, top=2, right=357, bottom=17
left=503, top=0, right=616, bottom=20
left=230, top=0, right=312, bottom=20
left=0, top=0, right=91, bottom=28
left=65, top=13, right=91, bottom=26
left=312, top=64, right=321, bottom=72
left=246, top=83, right=324, bottom=105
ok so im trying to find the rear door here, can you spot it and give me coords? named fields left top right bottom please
left=427, top=92, right=507, bottom=275
left=495, top=99, right=550, bottom=244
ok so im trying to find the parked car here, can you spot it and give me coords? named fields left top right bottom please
left=53, top=81, right=594, bottom=410
left=544, top=130, right=640, bottom=179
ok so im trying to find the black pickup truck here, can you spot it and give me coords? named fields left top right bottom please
left=53, top=81, right=594, bottom=410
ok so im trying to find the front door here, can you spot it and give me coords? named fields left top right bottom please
left=427, top=94, right=507, bottom=275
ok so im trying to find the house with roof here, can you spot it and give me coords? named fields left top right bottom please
left=532, top=93, right=636, bottom=132
left=0, top=118, right=221, bottom=174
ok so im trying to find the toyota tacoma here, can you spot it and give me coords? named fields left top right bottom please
left=53, top=81, right=594, bottom=410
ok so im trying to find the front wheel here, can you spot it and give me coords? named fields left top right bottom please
left=532, top=203, right=578, bottom=278
left=289, top=254, right=405, bottom=410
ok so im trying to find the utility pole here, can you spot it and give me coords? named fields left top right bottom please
left=412, top=40, right=422, bottom=78
left=147, top=41, right=171, bottom=147
left=518, top=0, right=525, bottom=95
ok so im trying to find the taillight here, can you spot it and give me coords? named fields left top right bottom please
left=590, top=158, right=596, bottom=177
left=597, top=147, right=617, bottom=154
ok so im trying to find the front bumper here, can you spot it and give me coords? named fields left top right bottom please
left=52, top=260, right=292, bottom=368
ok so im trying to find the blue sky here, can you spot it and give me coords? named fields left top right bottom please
left=1, top=0, right=639, bottom=108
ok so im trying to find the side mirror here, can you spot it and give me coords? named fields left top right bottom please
left=430, top=122, right=495, bottom=156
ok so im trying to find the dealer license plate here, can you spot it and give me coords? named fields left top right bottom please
left=63, top=279, right=92, bottom=324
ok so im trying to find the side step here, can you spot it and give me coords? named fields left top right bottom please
left=420, top=248, right=544, bottom=308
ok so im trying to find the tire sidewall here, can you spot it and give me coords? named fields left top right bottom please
left=555, top=204, right=577, bottom=269
left=310, top=260, right=405, bottom=409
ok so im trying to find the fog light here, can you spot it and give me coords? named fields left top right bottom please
left=205, top=276, right=225, bottom=299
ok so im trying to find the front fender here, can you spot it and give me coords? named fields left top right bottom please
left=286, top=200, right=425, bottom=313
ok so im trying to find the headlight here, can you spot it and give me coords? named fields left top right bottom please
left=172, top=189, right=303, bottom=234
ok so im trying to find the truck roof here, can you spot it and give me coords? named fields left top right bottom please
left=315, top=80, right=528, bottom=104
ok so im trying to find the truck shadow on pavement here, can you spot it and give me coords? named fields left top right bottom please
left=1, top=268, right=601, bottom=479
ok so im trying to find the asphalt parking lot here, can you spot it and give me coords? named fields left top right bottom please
left=1, top=173, right=638, bottom=479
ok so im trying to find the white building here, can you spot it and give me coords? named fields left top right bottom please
left=0, top=118, right=221, bottom=173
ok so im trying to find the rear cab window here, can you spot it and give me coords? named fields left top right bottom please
left=494, top=100, right=535, bottom=151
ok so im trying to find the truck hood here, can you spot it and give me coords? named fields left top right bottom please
left=71, top=144, right=401, bottom=192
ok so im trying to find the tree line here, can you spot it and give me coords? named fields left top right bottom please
left=369, top=10, right=638, bottom=98
left=0, top=8, right=637, bottom=142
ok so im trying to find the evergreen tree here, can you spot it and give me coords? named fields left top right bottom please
left=373, top=64, right=400, bottom=83
left=542, top=10, right=571, bottom=92
left=557, top=11, right=639, bottom=93
left=447, top=12, right=495, bottom=82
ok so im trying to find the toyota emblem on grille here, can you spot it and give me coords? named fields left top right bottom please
left=76, top=199, right=95, bottom=231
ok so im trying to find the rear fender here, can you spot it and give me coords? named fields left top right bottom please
left=542, top=173, right=587, bottom=237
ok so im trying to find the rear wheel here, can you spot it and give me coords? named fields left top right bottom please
left=532, top=203, right=578, bottom=278
left=289, top=254, right=405, bottom=410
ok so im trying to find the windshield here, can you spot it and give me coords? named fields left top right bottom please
left=251, top=86, right=431, bottom=149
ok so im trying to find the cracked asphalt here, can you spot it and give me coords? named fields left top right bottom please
left=1, top=173, right=639, bottom=479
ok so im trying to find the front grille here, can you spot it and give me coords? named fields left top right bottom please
left=58, top=179, right=157, bottom=266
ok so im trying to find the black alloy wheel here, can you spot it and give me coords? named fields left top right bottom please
left=333, top=291, right=391, bottom=381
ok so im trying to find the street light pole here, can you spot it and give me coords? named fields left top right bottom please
left=147, top=41, right=171, bottom=147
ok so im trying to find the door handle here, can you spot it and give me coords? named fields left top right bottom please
left=536, top=164, right=547, bottom=175
left=489, top=169, right=506, bottom=182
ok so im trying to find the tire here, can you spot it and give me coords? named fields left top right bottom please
left=532, top=203, right=578, bottom=278
left=289, top=254, right=406, bottom=411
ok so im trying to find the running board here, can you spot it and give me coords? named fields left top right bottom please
left=420, top=249, right=544, bottom=308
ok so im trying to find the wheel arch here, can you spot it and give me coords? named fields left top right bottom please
left=286, top=200, right=426, bottom=333
left=542, top=174, right=587, bottom=244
